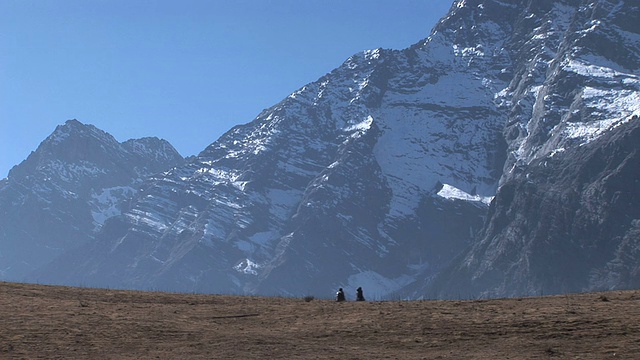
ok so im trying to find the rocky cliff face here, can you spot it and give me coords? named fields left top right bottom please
left=18, top=0, right=640, bottom=299
left=0, top=120, right=183, bottom=280
left=428, top=0, right=640, bottom=298
left=431, top=116, right=640, bottom=298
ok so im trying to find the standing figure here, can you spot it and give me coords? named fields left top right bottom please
left=356, top=287, right=365, bottom=301
left=336, top=288, right=346, bottom=302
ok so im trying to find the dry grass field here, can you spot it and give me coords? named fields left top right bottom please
left=0, top=281, right=639, bottom=359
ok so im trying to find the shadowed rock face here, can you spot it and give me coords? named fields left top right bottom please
left=13, top=0, right=640, bottom=299
left=432, top=117, right=640, bottom=298
left=428, top=0, right=640, bottom=299
left=0, top=120, right=184, bottom=280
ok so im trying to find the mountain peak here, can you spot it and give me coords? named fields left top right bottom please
left=0, top=120, right=184, bottom=280
left=8, top=120, right=183, bottom=185
left=64, top=118, right=83, bottom=127
left=45, top=119, right=117, bottom=148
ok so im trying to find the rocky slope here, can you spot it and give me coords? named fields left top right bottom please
left=0, top=120, right=183, bottom=281
left=25, top=0, right=640, bottom=299
left=427, top=0, right=640, bottom=298
left=36, top=0, right=512, bottom=297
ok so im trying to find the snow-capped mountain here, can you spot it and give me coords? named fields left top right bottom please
left=36, top=0, right=512, bottom=296
left=0, top=120, right=183, bottom=280
left=25, top=0, right=640, bottom=299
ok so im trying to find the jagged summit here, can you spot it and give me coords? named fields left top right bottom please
left=0, top=120, right=183, bottom=281
left=10, top=119, right=183, bottom=183
left=42, top=119, right=121, bottom=155
left=8, top=119, right=116, bottom=177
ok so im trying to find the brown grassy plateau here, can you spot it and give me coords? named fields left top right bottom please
left=0, top=282, right=639, bottom=359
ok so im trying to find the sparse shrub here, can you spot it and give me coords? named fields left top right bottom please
left=303, top=295, right=314, bottom=302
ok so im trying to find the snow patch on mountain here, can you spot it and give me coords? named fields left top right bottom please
left=126, top=207, right=170, bottom=233
left=90, top=186, right=136, bottom=230
left=562, top=102, right=636, bottom=144
left=564, top=58, right=637, bottom=80
left=558, top=57, right=640, bottom=144
left=344, top=115, right=373, bottom=134
left=234, top=259, right=261, bottom=276
left=437, top=184, right=493, bottom=205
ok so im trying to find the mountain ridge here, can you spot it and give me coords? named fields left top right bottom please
left=4, top=0, right=640, bottom=299
left=0, top=119, right=184, bottom=280
left=32, top=0, right=515, bottom=297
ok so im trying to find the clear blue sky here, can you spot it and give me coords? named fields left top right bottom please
left=0, top=0, right=452, bottom=178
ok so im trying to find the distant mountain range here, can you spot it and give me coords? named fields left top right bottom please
left=2, top=0, right=638, bottom=299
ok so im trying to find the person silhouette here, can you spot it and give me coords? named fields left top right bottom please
left=356, top=287, right=365, bottom=301
left=336, top=288, right=346, bottom=302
